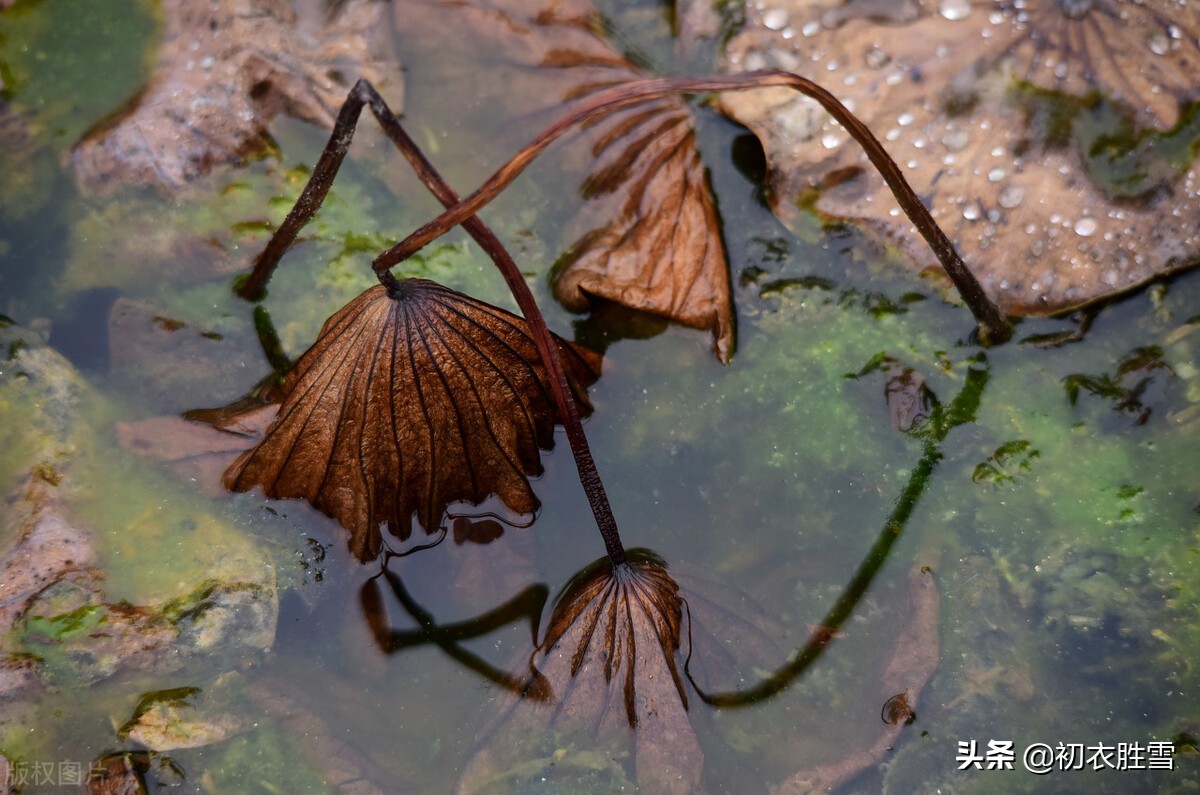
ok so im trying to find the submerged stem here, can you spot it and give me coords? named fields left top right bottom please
left=374, top=70, right=1012, bottom=344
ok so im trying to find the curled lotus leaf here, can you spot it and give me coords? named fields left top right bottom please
left=720, top=0, right=1200, bottom=315
left=395, top=0, right=735, bottom=360
left=224, top=278, right=601, bottom=561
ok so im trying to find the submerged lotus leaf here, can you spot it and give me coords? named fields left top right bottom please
left=395, top=0, right=735, bottom=360
left=720, top=0, right=1200, bottom=315
left=457, top=551, right=702, bottom=794
left=224, top=278, right=601, bottom=561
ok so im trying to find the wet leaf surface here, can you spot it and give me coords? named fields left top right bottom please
left=720, top=0, right=1200, bottom=314
left=224, top=279, right=602, bottom=561
left=70, top=0, right=397, bottom=194
left=396, top=0, right=735, bottom=360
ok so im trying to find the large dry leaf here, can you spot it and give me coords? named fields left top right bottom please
left=457, top=552, right=702, bottom=794
left=720, top=0, right=1200, bottom=315
left=396, top=0, right=735, bottom=360
left=71, top=0, right=396, bottom=194
left=224, top=278, right=601, bottom=561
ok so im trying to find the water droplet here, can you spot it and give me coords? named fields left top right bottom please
left=781, top=26, right=796, bottom=39
left=898, top=111, right=915, bottom=126
left=763, top=8, right=788, bottom=30
left=963, top=202, right=982, bottom=221
left=1065, top=0, right=1094, bottom=19
left=1074, top=217, right=1098, bottom=237
left=821, top=132, right=843, bottom=149
left=1149, top=33, right=1169, bottom=56
left=865, top=47, right=890, bottom=69
left=802, top=20, right=821, bottom=36
left=938, top=0, right=971, bottom=20
left=987, top=167, right=1006, bottom=183
left=999, top=186, right=1025, bottom=208
left=942, top=129, right=970, bottom=152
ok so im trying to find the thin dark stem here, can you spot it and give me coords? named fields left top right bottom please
left=361, top=560, right=550, bottom=697
left=237, top=78, right=627, bottom=563
left=351, top=80, right=628, bottom=565
left=374, top=71, right=1012, bottom=344
left=236, top=88, right=387, bottom=300
left=687, top=356, right=989, bottom=705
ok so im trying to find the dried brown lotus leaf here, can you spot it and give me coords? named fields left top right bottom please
left=721, top=0, right=1200, bottom=315
left=396, top=0, right=734, bottom=360
left=224, top=278, right=600, bottom=561
left=535, top=555, right=702, bottom=793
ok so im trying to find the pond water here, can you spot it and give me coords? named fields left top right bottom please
left=2, top=0, right=1199, bottom=793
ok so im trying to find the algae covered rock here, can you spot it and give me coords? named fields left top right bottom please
left=0, top=322, right=278, bottom=695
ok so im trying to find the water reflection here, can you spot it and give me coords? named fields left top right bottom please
left=340, top=354, right=988, bottom=791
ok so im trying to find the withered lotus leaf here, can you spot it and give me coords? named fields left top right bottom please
left=538, top=552, right=688, bottom=727
left=721, top=0, right=1200, bottom=315
left=458, top=551, right=702, bottom=794
left=395, top=0, right=735, bottom=360
left=224, top=278, right=601, bottom=560
left=535, top=552, right=702, bottom=792
left=71, top=0, right=395, bottom=195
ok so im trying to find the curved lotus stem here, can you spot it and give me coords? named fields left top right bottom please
left=235, top=80, right=628, bottom=564
left=374, top=71, right=1012, bottom=345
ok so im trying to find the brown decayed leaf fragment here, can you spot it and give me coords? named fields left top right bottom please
left=71, top=0, right=396, bottom=195
left=720, top=0, right=1200, bottom=315
left=224, top=278, right=601, bottom=561
left=395, top=0, right=735, bottom=360
left=777, top=567, right=940, bottom=794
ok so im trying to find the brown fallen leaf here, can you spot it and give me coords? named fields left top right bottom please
left=720, top=0, right=1200, bottom=315
left=224, top=279, right=601, bottom=561
left=71, top=0, right=396, bottom=195
left=116, top=406, right=277, bottom=497
left=457, top=551, right=702, bottom=794
left=249, top=679, right=391, bottom=795
left=396, top=0, right=735, bottom=360
left=777, top=566, right=940, bottom=794
left=87, top=752, right=183, bottom=795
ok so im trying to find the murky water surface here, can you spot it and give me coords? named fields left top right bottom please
left=2, top=0, right=1198, bottom=792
